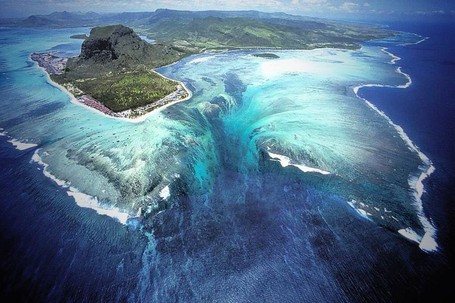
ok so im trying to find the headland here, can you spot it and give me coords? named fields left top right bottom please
left=31, top=25, right=191, bottom=121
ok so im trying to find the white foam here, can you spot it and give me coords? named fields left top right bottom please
left=400, top=36, right=429, bottom=46
left=381, top=47, right=401, bottom=64
left=188, top=56, right=213, bottom=65
left=159, top=185, right=170, bottom=200
left=398, top=227, right=422, bottom=244
left=31, top=149, right=130, bottom=225
left=267, top=150, right=331, bottom=175
left=347, top=200, right=372, bottom=221
left=352, top=47, right=438, bottom=252
left=292, top=163, right=331, bottom=175
left=1, top=128, right=37, bottom=150
left=361, top=98, right=437, bottom=252
left=396, top=67, right=412, bottom=88
left=31, top=151, right=67, bottom=187
left=7, top=139, right=38, bottom=150
left=419, top=231, right=438, bottom=252
left=67, top=188, right=129, bottom=225
left=139, top=35, right=155, bottom=44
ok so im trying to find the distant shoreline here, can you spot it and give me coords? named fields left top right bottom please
left=30, top=52, right=192, bottom=123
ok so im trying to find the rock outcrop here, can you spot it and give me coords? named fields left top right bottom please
left=65, top=25, right=186, bottom=77
left=78, top=25, right=150, bottom=65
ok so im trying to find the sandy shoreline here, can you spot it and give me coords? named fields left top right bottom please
left=30, top=53, right=192, bottom=123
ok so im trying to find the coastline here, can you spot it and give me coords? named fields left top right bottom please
left=27, top=37, right=438, bottom=250
left=30, top=53, right=192, bottom=123
left=353, top=38, right=438, bottom=252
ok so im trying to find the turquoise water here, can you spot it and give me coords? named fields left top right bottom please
left=0, top=26, right=444, bottom=301
left=0, top=27, right=431, bottom=243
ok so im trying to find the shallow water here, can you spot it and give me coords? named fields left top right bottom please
left=0, top=25, right=450, bottom=301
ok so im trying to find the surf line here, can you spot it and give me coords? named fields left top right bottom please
left=400, top=35, right=429, bottom=47
left=0, top=128, right=38, bottom=151
left=31, top=149, right=131, bottom=225
left=353, top=42, right=437, bottom=253
left=266, top=147, right=331, bottom=175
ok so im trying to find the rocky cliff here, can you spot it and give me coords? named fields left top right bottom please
left=65, top=25, right=187, bottom=77
left=79, top=25, right=149, bottom=64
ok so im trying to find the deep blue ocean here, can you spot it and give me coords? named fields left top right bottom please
left=360, top=20, right=455, bottom=269
left=0, top=21, right=454, bottom=302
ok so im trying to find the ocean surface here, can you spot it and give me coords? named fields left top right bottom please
left=0, top=22, right=453, bottom=301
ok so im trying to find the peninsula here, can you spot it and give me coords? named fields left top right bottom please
left=28, top=11, right=394, bottom=119
left=32, top=25, right=191, bottom=120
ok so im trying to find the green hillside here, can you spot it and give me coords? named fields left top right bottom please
left=144, top=16, right=390, bottom=50
left=12, top=9, right=394, bottom=51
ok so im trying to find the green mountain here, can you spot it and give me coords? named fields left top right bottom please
left=65, top=24, right=188, bottom=77
left=20, top=11, right=103, bottom=27
left=14, top=9, right=321, bottom=28
left=53, top=25, right=185, bottom=113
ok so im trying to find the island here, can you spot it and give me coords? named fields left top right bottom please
left=252, top=53, right=280, bottom=59
left=32, top=25, right=192, bottom=120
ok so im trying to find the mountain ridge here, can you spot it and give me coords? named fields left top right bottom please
left=7, top=9, right=393, bottom=51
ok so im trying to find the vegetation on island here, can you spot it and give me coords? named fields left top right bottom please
left=143, top=14, right=389, bottom=51
left=54, top=72, right=178, bottom=112
left=53, top=25, right=189, bottom=113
